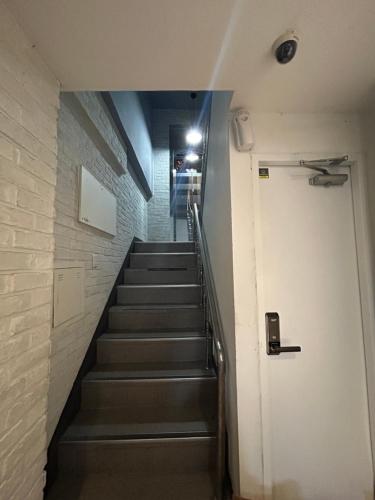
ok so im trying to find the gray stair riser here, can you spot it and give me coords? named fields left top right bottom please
left=48, top=471, right=215, bottom=500
left=124, top=269, right=198, bottom=285
left=97, top=337, right=207, bottom=364
left=135, top=242, right=195, bottom=253
left=117, top=285, right=201, bottom=305
left=81, top=378, right=217, bottom=413
left=130, top=253, right=197, bottom=269
left=58, top=437, right=216, bottom=475
left=109, top=307, right=204, bottom=331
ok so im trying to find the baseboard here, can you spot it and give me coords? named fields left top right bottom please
left=44, top=236, right=141, bottom=494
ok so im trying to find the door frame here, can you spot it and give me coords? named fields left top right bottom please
left=251, top=152, right=375, bottom=496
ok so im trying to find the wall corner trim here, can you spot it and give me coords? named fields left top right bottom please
left=101, top=92, right=152, bottom=201
left=61, top=92, right=126, bottom=176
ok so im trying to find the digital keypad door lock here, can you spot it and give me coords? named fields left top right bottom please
left=266, top=312, right=302, bottom=355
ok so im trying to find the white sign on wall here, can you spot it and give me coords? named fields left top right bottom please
left=79, top=165, right=117, bottom=236
left=53, top=267, right=84, bottom=327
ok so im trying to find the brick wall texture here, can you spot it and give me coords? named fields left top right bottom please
left=48, top=92, right=148, bottom=439
left=0, top=4, right=59, bottom=499
left=148, top=109, right=192, bottom=240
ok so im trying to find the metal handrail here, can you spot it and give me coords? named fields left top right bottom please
left=190, top=201, right=226, bottom=500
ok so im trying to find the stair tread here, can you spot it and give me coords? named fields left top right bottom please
left=62, top=418, right=215, bottom=441
left=117, top=284, right=200, bottom=289
left=131, top=252, right=196, bottom=256
left=99, top=333, right=206, bottom=341
left=84, top=361, right=215, bottom=380
left=103, top=330, right=206, bottom=339
left=110, top=304, right=202, bottom=311
left=138, top=241, right=192, bottom=243
left=124, top=267, right=197, bottom=271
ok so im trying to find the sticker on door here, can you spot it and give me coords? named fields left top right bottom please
left=259, top=167, right=269, bottom=179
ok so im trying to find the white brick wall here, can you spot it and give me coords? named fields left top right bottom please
left=0, top=3, right=59, bottom=500
left=48, top=92, right=148, bottom=439
left=148, top=109, right=192, bottom=240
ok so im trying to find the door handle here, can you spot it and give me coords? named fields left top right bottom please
left=269, top=344, right=302, bottom=355
left=266, top=312, right=302, bottom=356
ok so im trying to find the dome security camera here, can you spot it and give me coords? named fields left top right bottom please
left=272, top=31, right=299, bottom=64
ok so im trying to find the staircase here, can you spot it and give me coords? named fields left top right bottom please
left=48, top=241, right=218, bottom=500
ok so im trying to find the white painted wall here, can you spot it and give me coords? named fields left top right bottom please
left=0, top=3, right=59, bottom=499
left=202, top=92, right=239, bottom=492
left=359, top=110, right=375, bottom=480
left=360, top=112, right=375, bottom=266
left=228, top=111, right=369, bottom=499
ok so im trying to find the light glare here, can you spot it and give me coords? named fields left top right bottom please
left=186, top=129, right=202, bottom=146
left=185, top=152, right=199, bottom=163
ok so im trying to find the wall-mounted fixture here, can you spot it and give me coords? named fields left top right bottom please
left=272, top=31, right=299, bottom=64
left=265, top=312, right=301, bottom=355
left=300, top=156, right=349, bottom=187
left=232, top=109, right=254, bottom=152
left=79, top=165, right=117, bottom=235
left=53, top=267, right=84, bottom=327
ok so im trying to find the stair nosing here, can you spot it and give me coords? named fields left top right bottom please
left=135, top=241, right=193, bottom=244
left=60, top=435, right=216, bottom=445
left=103, top=331, right=206, bottom=340
left=117, top=284, right=201, bottom=288
left=124, top=268, right=197, bottom=271
left=61, top=432, right=215, bottom=442
left=83, top=374, right=216, bottom=382
left=61, top=422, right=215, bottom=442
left=131, top=252, right=196, bottom=256
left=97, top=336, right=206, bottom=342
left=110, top=304, right=203, bottom=310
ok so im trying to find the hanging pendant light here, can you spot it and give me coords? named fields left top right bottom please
left=186, top=128, right=202, bottom=146
left=186, top=92, right=202, bottom=146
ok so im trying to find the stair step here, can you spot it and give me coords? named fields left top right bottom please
left=130, top=252, right=197, bottom=270
left=103, top=330, right=205, bottom=339
left=85, top=362, right=214, bottom=380
left=109, top=304, right=204, bottom=331
left=97, top=335, right=206, bottom=364
left=117, top=284, right=201, bottom=305
left=124, top=268, right=198, bottom=285
left=134, top=241, right=195, bottom=253
left=62, top=418, right=215, bottom=441
left=47, top=471, right=214, bottom=500
left=81, top=375, right=217, bottom=412
left=63, top=406, right=215, bottom=427
left=64, top=404, right=215, bottom=432
left=58, top=436, right=216, bottom=475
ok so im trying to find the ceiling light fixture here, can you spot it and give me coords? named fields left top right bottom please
left=185, top=152, right=199, bottom=163
left=186, top=128, right=202, bottom=146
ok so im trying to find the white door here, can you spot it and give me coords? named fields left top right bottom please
left=256, top=164, right=373, bottom=500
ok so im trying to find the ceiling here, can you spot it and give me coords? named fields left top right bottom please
left=5, top=0, right=375, bottom=112
left=142, top=91, right=209, bottom=110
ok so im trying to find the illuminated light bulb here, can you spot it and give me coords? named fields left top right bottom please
left=186, top=129, right=202, bottom=146
left=185, top=152, right=199, bottom=163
